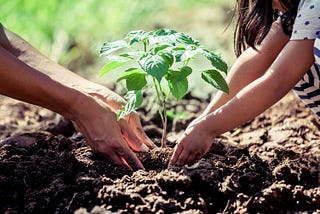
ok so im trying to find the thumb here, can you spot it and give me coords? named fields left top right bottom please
left=119, top=119, right=149, bottom=152
left=128, top=113, right=157, bottom=148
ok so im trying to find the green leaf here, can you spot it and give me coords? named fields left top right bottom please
left=175, top=32, right=200, bottom=46
left=149, top=30, right=199, bottom=47
left=154, top=44, right=171, bottom=54
left=171, top=46, right=187, bottom=62
left=201, top=70, right=229, bottom=94
left=99, top=61, right=126, bottom=77
left=156, top=46, right=184, bottom=65
left=165, top=67, right=192, bottom=100
left=181, top=49, right=198, bottom=62
left=166, top=110, right=188, bottom=120
left=106, top=52, right=144, bottom=62
left=154, top=29, right=177, bottom=36
left=148, top=29, right=178, bottom=46
left=125, top=30, right=152, bottom=45
left=140, top=54, right=169, bottom=82
left=201, top=49, right=228, bottom=74
left=166, top=66, right=192, bottom=81
left=117, top=90, right=143, bottom=120
left=167, top=78, right=188, bottom=100
left=159, top=51, right=174, bottom=68
left=106, top=54, right=133, bottom=62
left=116, top=68, right=147, bottom=91
left=149, top=34, right=176, bottom=46
left=100, top=40, right=130, bottom=56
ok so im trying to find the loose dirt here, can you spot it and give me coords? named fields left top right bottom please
left=0, top=91, right=319, bottom=213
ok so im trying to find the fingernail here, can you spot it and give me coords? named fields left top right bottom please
left=133, top=164, right=145, bottom=171
left=146, top=138, right=156, bottom=148
left=141, top=144, right=149, bottom=152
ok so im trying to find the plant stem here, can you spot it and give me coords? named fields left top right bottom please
left=159, top=86, right=167, bottom=148
left=152, top=78, right=167, bottom=147
left=143, top=41, right=147, bottom=52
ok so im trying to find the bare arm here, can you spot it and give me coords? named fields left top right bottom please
left=0, top=24, right=155, bottom=170
left=0, top=24, right=83, bottom=84
left=203, top=20, right=290, bottom=115
left=0, top=27, right=79, bottom=119
left=203, top=39, right=315, bottom=135
left=0, top=23, right=123, bottom=109
left=171, top=34, right=315, bottom=165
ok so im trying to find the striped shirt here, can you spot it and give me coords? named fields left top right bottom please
left=291, top=0, right=320, bottom=117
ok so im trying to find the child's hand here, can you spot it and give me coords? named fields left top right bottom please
left=170, top=117, right=215, bottom=166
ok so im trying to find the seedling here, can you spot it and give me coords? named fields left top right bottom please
left=99, top=29, right=228, bottom=147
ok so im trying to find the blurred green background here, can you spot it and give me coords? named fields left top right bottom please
left=0, top=0, right=235, bottom=88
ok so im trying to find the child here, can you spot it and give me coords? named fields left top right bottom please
left=170, top=0, right=320, bottom=166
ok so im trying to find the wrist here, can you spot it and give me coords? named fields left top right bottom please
left=80, top=83, right=126, bottom=110
left=63, top=89, right=96, bottom=121
left=45, top=85, right=87, bottom=121
left=188, top=115, right=219, bottom=140
left=201, top=117, right=219, bottom=139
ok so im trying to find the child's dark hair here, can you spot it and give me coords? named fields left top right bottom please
left=234, top=0, right=300, bottom=57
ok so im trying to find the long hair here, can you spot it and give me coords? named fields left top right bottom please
left=234, top=0, right=300, bottom=57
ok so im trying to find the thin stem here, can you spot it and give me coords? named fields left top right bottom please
left=152, top=78, right=163, bottom=119
left=184, top=59, right=190, bottom=67
left=143, top=41, right=147, bottom=52
left=158, top=82, right=167, bottom=148
left=152, top=77, right=167, bottom=147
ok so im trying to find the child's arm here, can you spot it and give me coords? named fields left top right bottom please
left=203, top=20, right=289, bottom=115
left=171, top=33, right=315, bottom=167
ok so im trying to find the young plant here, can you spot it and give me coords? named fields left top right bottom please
left=99, top=29, right=228, bottom=147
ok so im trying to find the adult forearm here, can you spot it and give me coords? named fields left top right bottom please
left=0, top=24, right=90, bottom=88
left=0, top=45, right=82, bottom=119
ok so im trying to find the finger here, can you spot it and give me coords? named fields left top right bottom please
left=98, top=140, right=144, bottom=171
left=175, top=150, right=189, bottom=166
left=133, top=124, right=157, bottom=148
left=83, top=130, right=142, bottom=171
left=119, top=119, right=149, bottom=152
left=116, top=146, right=145, bottom=171
left=118, top=156, right=133, bottom=171
left=186, top=153, right=200, bottom=164
left=169, top=144, right=183, bottom=165
left=108, top=151, right=133, bottom=171
left=186, top=153, right=197, bottom=165
left=128, top=114, right=156, bottom=148
left=86, top=136, right=133, bottom=170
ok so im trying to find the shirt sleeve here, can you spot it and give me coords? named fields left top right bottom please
left=290, top=0, right=320, bottom=40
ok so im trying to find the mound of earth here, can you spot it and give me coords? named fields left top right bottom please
left=0, top=92, right=319, bottom=213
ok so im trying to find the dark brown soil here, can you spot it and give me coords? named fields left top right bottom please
left=0, top=91, right=319, bottom=214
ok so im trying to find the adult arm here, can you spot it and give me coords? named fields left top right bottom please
left=0, top=23, right=155, bottom=170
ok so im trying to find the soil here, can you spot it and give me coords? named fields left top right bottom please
left=0, top=91, right=319, bottom=214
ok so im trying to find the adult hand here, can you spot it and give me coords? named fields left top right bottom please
left=0, top=23, right=156, bottom=170
left=82, top=83, right=156, bottom=148
left=169, top=115, right=215, bottom=166
left=71, top=83, right=156, bottom=170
